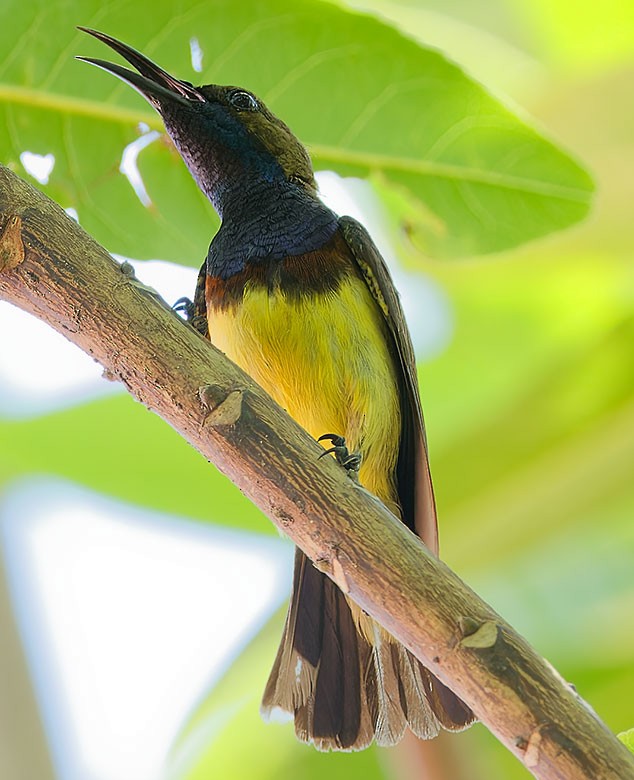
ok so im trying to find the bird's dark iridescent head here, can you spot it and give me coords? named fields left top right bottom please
left=77, top=28, right=316, bottom=215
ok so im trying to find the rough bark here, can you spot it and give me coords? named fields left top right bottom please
left=1, top=165, right=632, bottom=780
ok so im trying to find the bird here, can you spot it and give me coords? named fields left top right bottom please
left=78, top=28, right=475, bottom=751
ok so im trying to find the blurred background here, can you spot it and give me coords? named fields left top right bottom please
left=0, top=1, right=632, bottom=778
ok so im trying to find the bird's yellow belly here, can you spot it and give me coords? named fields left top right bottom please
left=207, top=275, right=401, bottom=513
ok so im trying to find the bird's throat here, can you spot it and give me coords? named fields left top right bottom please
left=207, top=183, right=338, bottom=280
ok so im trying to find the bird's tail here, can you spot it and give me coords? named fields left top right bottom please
left=261, top=548, right=474, bottom=751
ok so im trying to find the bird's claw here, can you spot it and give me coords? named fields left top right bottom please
left=318, top=433, right=362, bottom=476
left=173, top=296, right=195, bottom=320
left=172, top=296, right=209, bottom=336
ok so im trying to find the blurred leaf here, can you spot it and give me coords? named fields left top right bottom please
left=571, top=661, right=634, bottom=739
left=0, top=0, right=592, bottom=262
left=618, top=728, right=634, bottom=754
left=515, top=0, right=634, bottom=72
left=341, top=0, right=634, bottom=78
left=0, top=394, right=272, bottom=533
left=424, top=251, right=634, bottom=569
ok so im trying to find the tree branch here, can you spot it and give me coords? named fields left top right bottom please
left=1, top=165, right=631, bottom=780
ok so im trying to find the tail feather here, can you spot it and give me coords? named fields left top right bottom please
left=261, top=550, right=318, bottom=715
left=261, top=550, right=475, bottom=751
left=369, top=622, right=407, bottom=746
left=419, top=664, right=477, bottom=731
left=393, top=645, right=441, bottom=740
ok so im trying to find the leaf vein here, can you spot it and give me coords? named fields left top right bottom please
left=263, top=44, right=362, bottom=105
left=338, top=77, right=442, bottom=148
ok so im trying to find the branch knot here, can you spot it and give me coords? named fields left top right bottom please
left=0, top=215, right=25, bottom=272
left=198, top=383, right=244, bottom=427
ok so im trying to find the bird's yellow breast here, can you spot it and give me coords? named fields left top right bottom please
left=207, top=274, right=401, bottom=513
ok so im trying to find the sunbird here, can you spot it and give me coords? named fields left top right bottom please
left=78, top=28, right=474, bottom=751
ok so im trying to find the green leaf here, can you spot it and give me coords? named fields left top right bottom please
left=425, top=251, right=634, bottom=572
left=332, top=0, right=543, bottom=99
left=0, top=0, right=592, bottom=262
left=618, top=728, right=634, bottom=754
left=516, top=0, right=634, bottom=73
left=0, top=394, right=271, bottom=533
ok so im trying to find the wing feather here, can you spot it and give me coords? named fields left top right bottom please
left=339, top=217, right=439, bottom=554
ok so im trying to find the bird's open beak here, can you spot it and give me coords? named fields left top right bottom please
left=76, top=27, right=204, bottom=106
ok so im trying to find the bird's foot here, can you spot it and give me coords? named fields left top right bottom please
left=318, top=433, right=362, bottom=478
left=172, top=296, right=208, bottom=337
left=173, top=296, right=195, bottom=320
left=172, top=297, right=195, bottom=322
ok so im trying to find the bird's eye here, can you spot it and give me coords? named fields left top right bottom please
left=229, top=90, right=259, bottom=111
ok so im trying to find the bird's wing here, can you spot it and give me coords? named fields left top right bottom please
left=339, top=216, right=439, bottom=555
left=191, top=259, right=210, bottom=338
